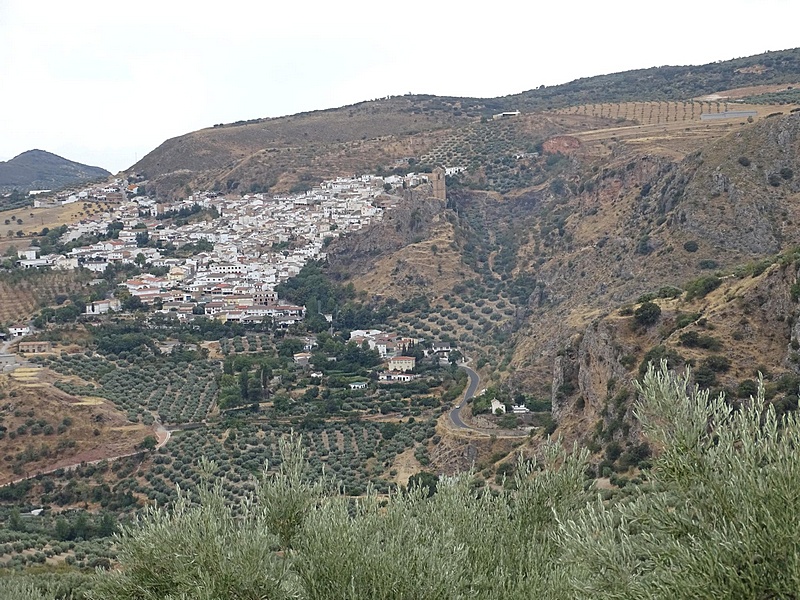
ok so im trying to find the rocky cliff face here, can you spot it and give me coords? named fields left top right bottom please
left=546, top=253, right=800, bottom=447
left=649, top=114, right=800, bottom=259
left=551, top=320, right=632, bottom=438
left=325, top=185, right=448, bottom=281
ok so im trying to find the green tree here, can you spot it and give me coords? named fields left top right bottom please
left=98, top=512, right=117, bottom=537
left=634, top=301, right=661, bottom=327
left=8, top=507, right=23, bottom=531
left=239, top=370, right=249, bottom=399
left=54, top=517, right=71, bottom=540
left=0, top=579, right=48, bottom=600
left=122, top=295, right=145, bottom=312
left=407, top=471, right=439, bottom=497
left=561, top=363, right=800, bottom=598
left=92, top=458, right=292, bottom=600
left=139, top=435, right=157, bottom=451
left=685, top=275, right=721, bottom=300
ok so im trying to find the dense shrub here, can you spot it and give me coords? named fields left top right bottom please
left=638, top=346, right=683, bottom=377
left=698, top=259, right=719, bottom=270
left=634, top=301, right=661, bottom=327
left=673, top=312, right=700, bottom=330
left=693, top=365, right=717, bottom=387
left=685, top=275, right=721, bottom=300
left=679, top=331, right=722, bottom=350
left=683, top=240, right=699, bottom=253
left=704, top=354, right=731, bottom=373
left=737, top=379, right=758, bottom=398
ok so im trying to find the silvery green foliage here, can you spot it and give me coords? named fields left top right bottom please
left=559, top=361, right=800, bottom=599
left=295, top=441, right=590, bottom=600
left=0, top=573, right=95, bottom=600
left=91, top=431, right=591, bottom=599
left=318, top=438, right=592, bottom=599
left=0, top=579, right=49, bottom=600
left=257, top=434, right=331, bottom=552
left=90, top=455, right=297, bottom=600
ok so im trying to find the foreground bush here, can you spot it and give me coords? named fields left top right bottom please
left=561, top=366, right=800, bottom=598
left=89, top=433, right=588, bottom=600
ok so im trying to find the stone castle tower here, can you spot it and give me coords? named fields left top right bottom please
left=431, top=167, right=446, bottom=201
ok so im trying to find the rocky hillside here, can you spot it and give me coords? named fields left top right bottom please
left=0, top=149, right=110, bottom=195
left=129, top=97, right=473, bottom=197
left=126, top=47, right=800, bottom=461
left=128, top=49, right=800, bottom=200
left=321, top=109, right=800, bottom=460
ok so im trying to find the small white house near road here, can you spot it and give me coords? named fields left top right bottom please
left=9, top=325, right=31, bottom=338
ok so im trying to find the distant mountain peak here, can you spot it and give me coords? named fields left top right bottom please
left=0, top=149, right=111, bottom=193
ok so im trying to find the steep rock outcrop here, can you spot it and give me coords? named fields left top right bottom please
left=551, top=321, right=629, bottom=426
left=325, top=185, right=447, bottom=280
left=575, top=320, right=631, bottom=421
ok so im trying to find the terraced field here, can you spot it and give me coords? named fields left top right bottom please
left=0, top=270, right=89, bottom=325
left=39, top=354, right=219, bottom=425
left=553, top=100, right=735, bottom=124
left=543, top=99, right=794, bottom=162
left=138, top=417, right=438, bottom=502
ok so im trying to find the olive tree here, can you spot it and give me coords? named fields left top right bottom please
left=559, top=362, right=800, bottom=598
left=90, top=457, right=296, bottom=600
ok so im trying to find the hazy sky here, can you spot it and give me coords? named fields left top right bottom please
left=1, top=0, right=799, bottom=173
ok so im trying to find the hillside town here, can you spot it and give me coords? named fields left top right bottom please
left=14, top=171, right=438, bottom=324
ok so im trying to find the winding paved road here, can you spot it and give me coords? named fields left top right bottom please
left=450, top=364, right=479, bottom=429
left=449, top=363, right=529, bottom=437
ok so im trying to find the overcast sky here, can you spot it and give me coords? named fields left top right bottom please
left=1, top=0, right=799, bottom=173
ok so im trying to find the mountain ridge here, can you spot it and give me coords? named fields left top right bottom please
left=128, top=48, right=800, bottom=198
left=0, top=149, right=110, bottom=195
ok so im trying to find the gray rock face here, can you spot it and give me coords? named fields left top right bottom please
left=637, top=115, right=800, bottom=258
left=551, top=320, right=629, bottom=426
left=575, top=320, right=629, bottom=421
left=551, top=354, right=567, bottom=421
